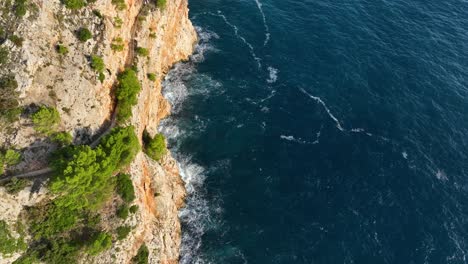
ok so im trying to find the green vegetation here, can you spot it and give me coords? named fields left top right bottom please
left=31, top=106, right=60, bottom=135
left=156, top=0, right=166, bottom=9
left=76, top=27, right=92, bottom=42
left=149, top=32, right=156, bottom=39
left=135, top=47, right=149, bottom=57
left=147, top=73, right=156, bottom=81
left=9, top=35, right=24, bottom=47
left=132, top=244, right=149, bottom=264
left=51, top=131, right=73, bottom=145
left=0, top=220, right=26, bottom=255
left=114, top=16, right=123, bottom=28
left=49, top=126, right=140, bottom=213
left=116, top=173, right=135, bottom=203
left=0, top=149, right=22, bottom=175
left=3, top=177, right=30, bottom=194
left=14, top=0, right=27, bottom=17
left=62, top=0, right=86, bottom=9
left=129, top=205, right=138, bottom=214
left=111, top=0, right=126, bottom=10
left=116, top=204, right=129, bottom=219
left=92, top=9, right=103, bottom=18
left=0, top=46, right=9, bottom=65
left=111, top=37, right=125, bottom=52
left=56, top=44, right=68, bottom=55
left=116, top=69, right=141, bottom=122
left=143, top=132, right=166, bottom=161
left=99, top=72, right=105, bottom=83
left=90, top=55, right=105, bottom=72
left=0, top=75, right=20, bottom=123
left=87, top=232, right=112, bottom=255
left=4, top=149, right=21, bottom=166
left=17, top=126, right=140, bottom=262
left=116, top=225, right=131, bottom=240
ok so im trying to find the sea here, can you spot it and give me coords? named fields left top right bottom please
left=158, top=0, right=468, bottom=263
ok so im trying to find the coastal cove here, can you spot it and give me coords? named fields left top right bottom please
left=162, top=0, right=468, bottom=263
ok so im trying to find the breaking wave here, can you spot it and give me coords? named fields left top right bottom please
left=159, top=26, right=225, bottom=264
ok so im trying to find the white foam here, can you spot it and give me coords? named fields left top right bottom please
left=267, top=66, right=278, bottom=83
left=299, top=88, right=345, bottom=131
left=210, top=11, right=262, bottom=69
left=280, top=135, right=312, bottom=145
left=253, top=0, right=271, bottom=46
left=402, top=151, right=408, bottom=159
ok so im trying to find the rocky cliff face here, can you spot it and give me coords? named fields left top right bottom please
left=0, top=0, right=196, bottom=262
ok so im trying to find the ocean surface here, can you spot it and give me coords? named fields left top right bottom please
left=158, top=0, right=468, bottom=263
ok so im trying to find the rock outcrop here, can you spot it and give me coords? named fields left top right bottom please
left=0, top=0, right=196, bottom=262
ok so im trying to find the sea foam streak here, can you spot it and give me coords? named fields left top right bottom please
left=253, top=0, right=270, bottom=46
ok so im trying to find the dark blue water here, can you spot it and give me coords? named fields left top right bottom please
left=159, top=0, right=468, bottom=263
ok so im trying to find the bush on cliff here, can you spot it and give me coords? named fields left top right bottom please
left=90, top=55, right=105, bottom=73
left=116, top=173, right=135, bottom=203
left=156, top=0, right=166, bottom=9
left=31, top=106, right=60, bottom=135
left=116, top=69, right=141, bottom=122
left=132, top=244, right=149, bottom=264
left=76, top=27, right=92, bottom=42
left=62, top=0, right=86, bottom=9
left=143, top=132, right=166, bottom=161
left=86, top=232, right=112, bottom=255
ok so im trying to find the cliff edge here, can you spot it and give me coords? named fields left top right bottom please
left=0, top=0, right=196, bottom=262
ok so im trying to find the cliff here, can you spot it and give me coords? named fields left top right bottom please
left=0, top=0, right=196, bottom=262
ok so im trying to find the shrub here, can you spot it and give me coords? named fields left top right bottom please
left=51, top=131, right=73, bottom=145
left=5, top=149, right=21, bottom=166
left=149, top=32, right=156, bottom=39
left=99, top=72, right=105, bottom=83
left=116, top=225, right=131, bottom=240
left=156, top=0, right=166, bottom=9
left=147, top=73, right=156, bottom=81
left=76, top=27, right=92, bottom=42
left=3, top=177, right=30, bottom=194
left=31, top=106, right=60, bottom=135
left=132, top=244, right=149, bottom=264
left=111, top=0, right=126, bottom=10
left=111, top=37, right=125, bottom=51
left=129, top=205, right=138, bottom=214
left=92, top=9, right=103, bottom=18
left=0, top=47, right=9, bottom=65
left=0, top=75, right=19, bottom=117
left=90, top=55, right=105, bottom=72
left=116, top=69, right=141, bottom=122
left=116, top=173, right=135, bottom=203
left=0, top=220, right=26, bottom=255
left=116, top=204, right=129, bottom=219
left=62, top=0, right=86, bottom=9
left=1, top=107, right=22, bottom=123
left=49, top=126, right=140, bottom=212
left=56, top=44, right=68, bottom=55
left=9, top=35, right=24, bottom=47
left=87, top=232, right=112, bottom=255
left=135, top=47, right=149, bottom=57
left=14, top=0, right=27, bottom=17
left=144, top=132, right=166, bottom=161
left=114, top=16, right=123, bottom=28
